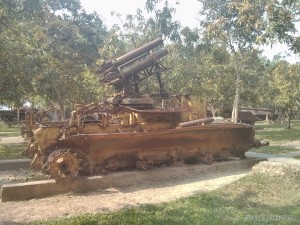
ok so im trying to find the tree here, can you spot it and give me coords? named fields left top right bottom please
left=269, top=61, right=300, bottom=129
left=0, top=0, right=107, bottom=117
left=199, top=0, right=299, bottom=51
left=198, top=0, right=275, bottom=122
left=34, top=9, right=107, bottom=118
left=0, top=0, right=42, bottom=107
left=145, top=0, right=181, bottom=42
left=231, top=0, right=300, bottom=53
left=164, top=34, right=236, bottom=116
left=165, top=30, right=268, bottom=117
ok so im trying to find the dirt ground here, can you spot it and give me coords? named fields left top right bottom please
left=0, top=136, right=299, bottom=224
left=0, top=168, right=250, bottom=224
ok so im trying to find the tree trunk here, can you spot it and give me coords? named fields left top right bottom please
left=58, top=100, right=65, bottom=121
left=17, top=108, right=20, bottom=121
left=208, top=105, right=217, bottom=117
left=287, top=108, right=296, bottom=129
left=211, top=109, right=216, bottom=117
left=231, top=59, right=241, bottom=123
left=287, top=113, right=292, bottom=129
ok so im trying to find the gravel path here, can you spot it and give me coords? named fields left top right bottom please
left=0, top=167, right=249, bottom=224
left=0, top=136, right=25, bottom=144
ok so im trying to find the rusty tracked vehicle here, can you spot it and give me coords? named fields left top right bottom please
left=24, top=38, right=268, bottom=181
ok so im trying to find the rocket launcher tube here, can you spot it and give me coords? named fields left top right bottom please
left=112, top=37, right=164, bottom=68
left=120, top=48, right=168, bottom=80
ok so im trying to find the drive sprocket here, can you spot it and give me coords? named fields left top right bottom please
left=46, top=149, right=80, bottom=181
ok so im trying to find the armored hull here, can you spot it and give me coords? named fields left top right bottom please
left=65, top=123, right=254, bottom=169
left=25, top=116, right=268, bottom=181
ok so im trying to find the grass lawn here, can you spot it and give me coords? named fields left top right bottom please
left=0, top=143, right=27, bottom=159
left=0, top=123, right=25, bottom=159
left=34, top=164, right=300, bottom=225
left=253, top=120, right=300, bottom=154
left=0, top=122, right=21, bottom=137
left=0, top=132, right=21, bottom=137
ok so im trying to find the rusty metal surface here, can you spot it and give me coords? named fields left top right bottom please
left=120, top=48, right=168, bottom=79
left=178, top=117, right=215, bottom=127
left=26, top=110, right=267, bottom=181
left=98, top=37, right=168, bottom=99
left=66, top=123, right=255, bottom=170
left=23, top=38, right=269, bottom=182
left=106, top=37, right=163, bottom=69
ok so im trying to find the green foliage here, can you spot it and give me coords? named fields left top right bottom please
left=0, top=0, right=107, bottom=115
left=144, top=0, right=181, bottom=42
left=100, top=0, right=181, bottom=52
left=73, top=70, right=113, bottom=104
left=197, top=0, right=278, bottom=121
left=97, top=27, right=127, bottom=62
left=163, top=37, right=268, bottom=116
left=268, top=61, right=300, bottom=128
left=269, top=61, right=300, bottom=107
left=198, top=0, right=300, bottom=53
left=0, top=12, right=37, bottom=107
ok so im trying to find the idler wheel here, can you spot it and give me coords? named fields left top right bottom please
left=46, top=149, right=80, bottom=181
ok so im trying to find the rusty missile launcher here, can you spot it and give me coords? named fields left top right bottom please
left=24, top=38, right=268, bottom=181
left=97, top=37, right=169, bottom=107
